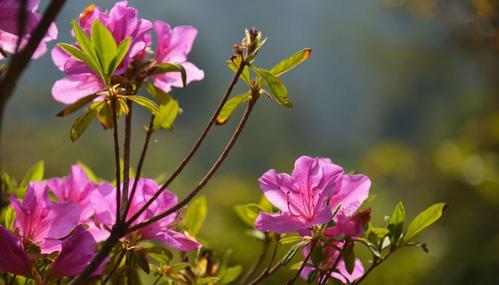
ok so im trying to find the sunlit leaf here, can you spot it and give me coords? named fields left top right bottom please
left=57, top=43, right=101, bottom=77
left=283, top=240, right=310, bottom=266
left=387, top=202, right=406, bottom=245
left=57, top=94, right=99, bottom=117
left=91, top=19, right=118, bottom=79
left=19, top=161, right=44, bottom=191
left=153, top=99, right=180, bottom=130
left=109, top=37, right=131, bottom=75
left=183, top=196, right=207, bottom=235
left=279, top=235, right=304, bottom=245
left=151, top=63, right=187, bottom=87
left=70, top=102, right=103, bottom=141
left=251, top=66, right=292, bottom=107
left=126, top=95, right=159, bottom=114
left=404, top=203, right=447, bottom=241
left=220, top=265, right=242, bottom=284
left=270, top=48, right=312, bottom=77
left=216, top=92, right=250, bottom=125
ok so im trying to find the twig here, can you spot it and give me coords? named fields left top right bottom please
left=111, top=98, right=122, bottom=223
left=127, top=60, right=247, bottom=225
left=239, top=235, right=271, bottom=284
left=15, top=0, right=28, bottom=54
left=247, top=261, right=283, bottom=285
left=101, top=248, right=127, bottom=285
left=120, top=100, right=133, bottom=220
left=287, top=238, right=318, bottom=285
left=128, top=95, right=257, bottom=232
left=319, top=244, right=344, bottom=285
left=123, top=115, right=155, bottom=219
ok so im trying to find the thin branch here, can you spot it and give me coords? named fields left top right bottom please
left=15, top=0, right=28, bottom=54
left=111, top=98, right=122, bottom=223
left=127, top=60, right=247, bottom=225
left=0, top=0, right=67, bottom=153
left=239, top=235, right=271, bottom=285
left=123, top=115, right=155, bottom=219
left=247, top=260, right=283, bottom=285
left=319, top=244, right=344, bottom=285
left=287, top=238, right=318, bottom=285
left=120, top=100, right=133, bottom=220
left=128, top=96, right=257, bottom=232
left=101, top=248, right=127, bottom=285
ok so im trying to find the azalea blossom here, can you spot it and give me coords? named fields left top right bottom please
left=10, top=182, right=80, bottom=254
left=301, top=243, right=364, bottom=284
left=93, top=178, right=201, bottom=251
left=0, top=226, right=31, bottom=276
left=0, top=0, right=57, bottom=61
left=51, top=1, right=204, bottom=105
left=255, top=156, right=344, bottom=234
left=151, top=20, right=204, bottom=93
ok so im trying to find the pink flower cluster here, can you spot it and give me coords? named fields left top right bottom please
left=51, top=1, right=204, bottom=104
left=255, top=156, right=371, bottom=283
left=0, top=0, right=57, bottom=60
left=0, top=165, right=199, bottom=278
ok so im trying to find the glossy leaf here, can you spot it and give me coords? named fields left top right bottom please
left=70, top=103, right=102, bottom=141
left=283, top=240, right=310, bottom=266
left=279, top=235, right=304, bottom=245
left=221, top=265, right=242, bottom=284
left=19, top=161, right=44, bottom=191
left=109, top=37, right=131, bottom=75
left=151, top=63, right=187, bottom=87
left=145, top=82, right=173, bottom=105
left=387, top=202, right=406, bottom=245
left=57, top=43, right=101, bottom=77
left=216, top=92, right=250, bottom=125
left=270, top=48, right=312, bottom=77
left=57, top=94, right=99, bottom=117
left=126, top=95, right=160, bottom=114
left=153, top=99, right=180, bottom=130
left=183, top=196, right=207, bottom=235
left=355, top=238, right=383, bottom=259
left=404, top=203, right=447, bottom=241
left=91, top=19, right=118, bottom=78
left=71, top=20, right=102, bottom=78
left=251, top=66, right=292, bottom=107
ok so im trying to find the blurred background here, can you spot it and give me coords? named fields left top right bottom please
left=3, top=0, right=499, bottom=284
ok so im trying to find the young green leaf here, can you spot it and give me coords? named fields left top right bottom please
left=70, top=103, right=102, bottom=142
left=145, top=82, right=173, bottom=105
left=108, top=37, right=131, bottom=76
left=19, top=161, right=44, bottom=191
left=57, top=94, right=99, bottom=117
left=227, top=56, right=251, bottom=84
left=387, top=201, right=406, bottom=245
left=279, top=235, right=304, bottom=245
left=355, top=238, right=383, bottom=259
left=76, top=161, right=101, bottom=183
left=283, top=240, right=310, bottom=266
left=126, top=95, right=160, bottom=114
left=404, top=203, right=447, bottom=241
left=153, top=99, right=180, bottom=130
left=3, top=206, right=16, bottom=231
left=270, top=48, right=312, bottom=77
left=151, top=63, right=187, bottom=87
left=57, top=43, right=101, bottom=77
left=71, top=20, right=103, bottom=78
left=251, top=66, right=293, bottom=108
left=183, top=196, right=207, bottom=235
left=91, top=19, right=118, bottom=78
left=220, top=265, right=242, bottom=284
left=216, top=92, right=250, bottom=125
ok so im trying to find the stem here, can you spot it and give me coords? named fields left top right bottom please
left=15, top=0, right=28, bottom=54
left=111, top=98, right=122, bottom=223
left=319, top=244, right=344, bottom=285
left=69, top=223, right=128, bottom=285
left=128, top=96, right=257, bottom=232
left=247, top=261, right=283, bottom=285
left=101, top=248, right=127, bottom=285
left=152, top=275, right=162, bottom=285
left=0, top=0, right=67, bottom=160
left=127, top=60, right=247, bottom=225
left=239, top=235, right=271, bottom=285
left=352, top=250, right=393, bottom=285
left=123, top=116, right=155, bottom=219
left=287, top=239, right=318, bottom=285
left=120, top=101, right=133, bottom=220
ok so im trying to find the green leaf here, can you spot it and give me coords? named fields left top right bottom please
left=405, top=242, right=429, bottom=253
left=153, top=99, right=180, bottom=130
left=216, top=93, right=250, bottom=125
left=70, top=103, right=102, bottom=142
left=183, top=196, right=207, bottom=235
left=279, top=235, right=304, bottom=245
left=355, top=238, right=383, bottom=259
left=270, top=48, right=312, bottom=77
left=57, top=43, right=101, bottom=77
left=76, top=161, right=101, bottom=183
left=152, top=63, right=187, bottom=87
left=258, top=195, right=274, bottom=213
left=245, top=229, right=266, bottom=240
left=19, top=161, right=44, bottom=191
left=306, top=269, right=320, bottom=284
left=126, top=95, right=159, bottom=114
left=91, top=19, right=118, bottom=79
left=109, top=37, right=131, bottom=75
left=251, top=66, right=292, bottom=107
left=145, top=82, right=173, bottom=105
left=221, top=265, right=242, bottom=284
left=227, top=56, right=251, bottom=84
left=387, top=202, right=406, bottom=245
left=71, top=20, right=102, bottom=78
left=198, top=277, right=220, bottom=285
left=3, top=206, right=16, bottom=231
left=404, top=203, right=447, bottom=241
left=283, top=240, right=310, bottom=266
left=57, top=94, right=99, bottom=117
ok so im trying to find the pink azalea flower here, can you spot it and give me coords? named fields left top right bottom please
left=152, top=20, right=204, bottom=93
left=49, top=225, right=107, bottom=277
left=51, top=1, right=153, bottom=104
left=0, top=0, right=57, bottom=61
left=10, top=182, right=80, bottom=254
left=0, top=226, right=31, bottom=276
left=93, top=178, right=201, bottom=251
left=255, top=156, right=344, bottom=234
left=301, top=243, right=364, bottom=284
left=324, top=208, right=371, bottom=238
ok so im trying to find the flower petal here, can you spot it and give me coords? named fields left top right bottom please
left=150, top=229, right=201, bottom=251
left=0, top=227, right=31, bottom=276
left=255, top=212, right=304, bottom=234
left=52, top=73, right=105, bottom=104
left=331, top=174, right=370, bottom=217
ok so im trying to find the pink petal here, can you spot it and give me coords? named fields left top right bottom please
left=150, top=229, right=201, bottom=251
left=331, top=174, right=370, bottom=217
left=52, top=73, right=105, bottom=104
left=255, top=212, right=304, bottom=234
left=152, top=61, right=204, bottom=93
left=291, top=156, right=343, bottom=196
left=258, top=169, right=293, bottom=211
left=0, top=227, right=31, bottom=276
left=332, top=258, right=364, bottom=283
